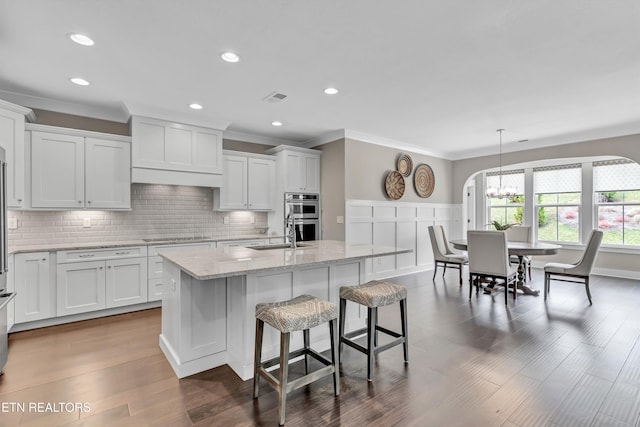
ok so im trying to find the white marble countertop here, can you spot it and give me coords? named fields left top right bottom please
left=159, top=240, right=413, bottom=280
left=8, top=234, right=284, bottom=255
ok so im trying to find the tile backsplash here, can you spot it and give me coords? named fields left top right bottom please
left=8, top=184, right=269, bottom=246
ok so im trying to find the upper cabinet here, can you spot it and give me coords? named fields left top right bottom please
left=28, top=125, right=131, bottom=210
left=0, top=100, right=35, bottom=209
left=266, top=145, right=321, bottom=194
left=130, top=116, right=223, bottom=187
left=214, top=151, right=276, bottom=211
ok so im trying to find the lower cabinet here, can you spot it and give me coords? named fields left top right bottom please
left=13, top=252, right=52, bottom=323
left=56, top=247, right=148, bottom=317
left=57, top=260, right=106, bottom=316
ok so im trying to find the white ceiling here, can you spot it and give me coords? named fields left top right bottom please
left=1, top=0, right=639, bottom=160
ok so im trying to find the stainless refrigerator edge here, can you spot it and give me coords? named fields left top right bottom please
left=0, top=146, right=16, bottom=374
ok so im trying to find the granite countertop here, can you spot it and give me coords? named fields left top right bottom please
left=8, top=234, right=284, bottom=255
left=159, top=240, right=412, bottom=280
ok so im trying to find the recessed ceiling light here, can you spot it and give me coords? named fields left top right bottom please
left=271, top=121, right=283, bottom=127
left=189, top=103, right=203, bottom=110
left=68, top=33, right=94, bottom=46
left=70, top=77, right=90, bottom=86
left=324, top=87, right=339, bottom=95
left=221, top=52, right=240, bottom=63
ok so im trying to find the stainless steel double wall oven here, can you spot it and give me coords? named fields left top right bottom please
left=284, top=193, right=320, bottom=243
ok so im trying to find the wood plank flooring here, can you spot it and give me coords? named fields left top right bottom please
left=2, top=269, right=640, bottom=426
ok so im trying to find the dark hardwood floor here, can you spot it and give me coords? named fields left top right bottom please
left=2, top=269, right=640, bottom=426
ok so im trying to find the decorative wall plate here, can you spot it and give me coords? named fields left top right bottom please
left=397, top=153, right=413, bottom=177
left=385, top=170, right=405, bottom=200
left=414, top=164, right=435, bottom=198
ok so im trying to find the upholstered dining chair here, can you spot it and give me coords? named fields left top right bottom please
left=428, top=225, right=468, bottom=285
left=543, top=230, right=604, bottom=305
left=467, top=230, right=517, bottom=304
left=506, top=225, right=532, bottom=281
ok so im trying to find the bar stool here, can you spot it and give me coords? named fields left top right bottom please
left=339, top=280, right=408, bottom=381
left=253, top=294, right=340, bottom=425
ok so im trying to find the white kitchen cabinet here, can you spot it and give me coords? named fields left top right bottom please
left=265, top=145, right=321, bottom=194
left=57, top=247, right=148, bottom=316
left=85, top=138, right=131, bottom=209
left=57, top=260, right=106, bottom=316
left=214, top=151, right=276, bottom=211
left=28, top=125, right=132, bottom=210
left=13, top=252, right=52, bottom=323
left=105, top=257, right=148, bottom=308
left=130, top=116, right=223, bottom=187
left=31, top=131, right=85, bottom=209
left=282, top=151, right=321, bottom=193
left=0, top=100, right=34, bottom=209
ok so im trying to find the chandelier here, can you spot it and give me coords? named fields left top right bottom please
left=486, top=129, right=517, bottom=199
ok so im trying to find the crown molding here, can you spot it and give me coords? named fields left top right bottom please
left=0, top=98, right=36, bottom=122
left=343, top=129, right=447, bottom=158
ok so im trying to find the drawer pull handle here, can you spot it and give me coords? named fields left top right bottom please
left=115, top=251, right=130, bottom=255
left=78, top=254, right=94, bottom=258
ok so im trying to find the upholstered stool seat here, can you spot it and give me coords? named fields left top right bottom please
left=339, top=280, right=408, bottom=381
left=253, top=295, right=339, bottom=425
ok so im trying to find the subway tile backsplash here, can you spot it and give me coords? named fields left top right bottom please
left=8, top=184, right=269, bottom=246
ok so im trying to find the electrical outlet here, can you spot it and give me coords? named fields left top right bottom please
left=250, top=216, right=255, bottom=224
left=8, top=218, right=17, bottom=229
left=336, top=216, right=344, bottom=224
left=83, top=217, right=91, bottom=228
left=223, top=216, right=229, bottom=225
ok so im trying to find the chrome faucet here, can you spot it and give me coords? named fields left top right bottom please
left=285, top=213, right=297, bottom=249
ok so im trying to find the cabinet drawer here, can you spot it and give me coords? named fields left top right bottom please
left=148, top=242, right=213, bottom=257
left=217, top=239, right=267, bottom=247
left=57, top=246, right=148, bottom=263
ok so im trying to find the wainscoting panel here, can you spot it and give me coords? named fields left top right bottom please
left=346, top=199, right=463, bottom=281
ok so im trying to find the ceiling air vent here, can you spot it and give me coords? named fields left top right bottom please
left=263, top=91, right=288, bottom=103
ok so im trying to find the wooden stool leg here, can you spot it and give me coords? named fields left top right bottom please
left=400, top=299, right=408, bottom=363
left=303, top=329, right=310, bottom=374
left=339, top=298, right=346, bottom=359
left=278, top=332, right=290, bottom=426
left=253, top=319, right=264, bottom=399
left=329, top=318, right=340, bottom=396
left=367, top=307, right=377, bottom=381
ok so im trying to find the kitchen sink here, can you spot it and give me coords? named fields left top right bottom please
left=250, top=243, right=309, bottom=250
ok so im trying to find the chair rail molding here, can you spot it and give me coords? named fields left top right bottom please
left=345, top=199, right=463, bottom=281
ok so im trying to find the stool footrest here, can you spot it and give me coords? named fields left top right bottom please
left=259, top=347, right=333, bottom=370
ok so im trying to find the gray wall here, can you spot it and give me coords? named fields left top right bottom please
left=31, top=108, right=130, bottom=135
left=319, top=139, right=346, bottom=240
left=452, top=133, right=640, bottom=204
left=223, top=139, right=274, bottom=154
left=345, top=138, right=454, bottom=203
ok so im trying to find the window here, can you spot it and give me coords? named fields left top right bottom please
left=534, top=165, right=582, bottom=242
left=486, top=170, right=524, bottom=226
left=594, top=160, right=640, bottom=246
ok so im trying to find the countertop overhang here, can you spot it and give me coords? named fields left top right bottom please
left=159, top=240, right=412, bottom=280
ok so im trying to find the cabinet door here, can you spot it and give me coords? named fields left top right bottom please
left=284, top=152, right=304, bottom=192
left=85, top=138, right=131, bottom=209
left=303, top=155, right=320, bottom=193
left=219, top=155, right=248, bottom=210
left=31, top=132, right=84, bottom=208
left=247, top=157, right=275, bottom=210
left=0, top=108, right=26, bottom=208
left=105, top=257, right=148, bottom=308
left=56, top=261, right=106, bottom=316
left=14, top=253, right=51, bottom=323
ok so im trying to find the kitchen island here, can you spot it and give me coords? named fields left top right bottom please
left=158, top=240, right=410, bottom=379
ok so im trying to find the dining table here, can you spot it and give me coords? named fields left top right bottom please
left=449, top=239, right=561, bottom=296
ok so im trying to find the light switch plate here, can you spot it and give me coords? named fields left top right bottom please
left=83, top=217, right=91, bottom=228
left=8, top=218, right=17, bottom=229
left=223, top=216, right=229, bottom=225
left=250, top=216, right=255, bottom=224
left=337, top=216, right=344, bottom=224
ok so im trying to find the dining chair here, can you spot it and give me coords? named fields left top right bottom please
left=428, top=225, right=468, bottom=285
left=543, top=230, right=604, bottom=305
left=467, top=230, right=517, bottom=304
left=506, top=225, right=532, bottom=281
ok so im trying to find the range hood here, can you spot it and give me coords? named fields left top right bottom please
left=131, top=167, right=223, bottom=188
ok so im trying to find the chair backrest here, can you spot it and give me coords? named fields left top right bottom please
left=506, top=225, right=531, bottom=243
left=467, top=230, right=511, bottom=277
left=428, top=225, right=450, bottom=261
left=572, top=230, right=604, bottom=276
